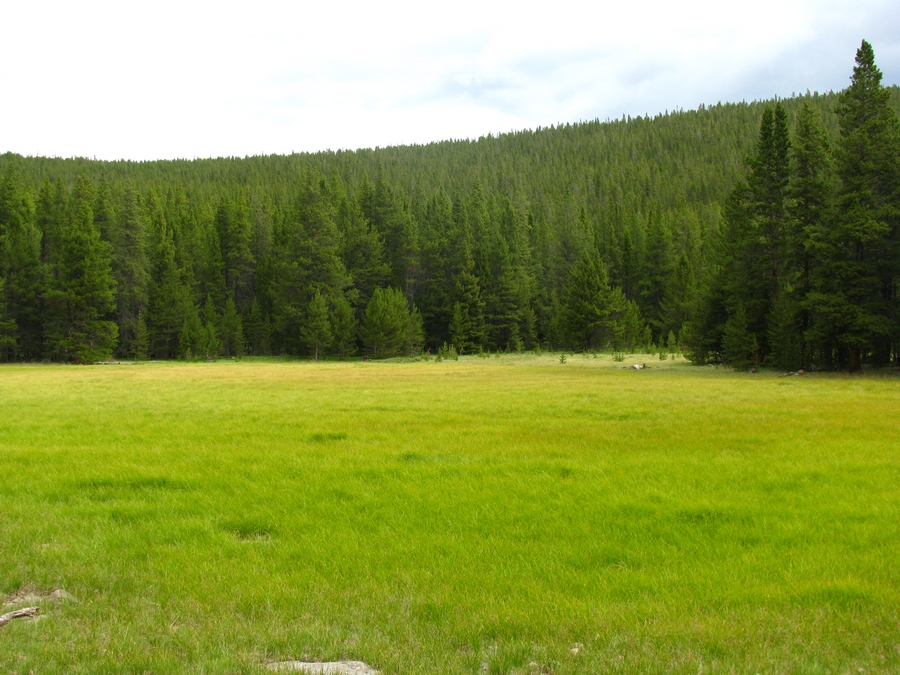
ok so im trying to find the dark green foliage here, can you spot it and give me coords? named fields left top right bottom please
left=43, top=177, right=118, bottom=363
left=722, top=303, right=758, bottom=370
left=361, top=287, right=414, bottom=358
left=732, top=103, right=792, bottom=348
left=220, top=296, right=245, bottom=358
left=816, top=40, right=900, bottom=370
left=449, top=275, right=485, bottom=355
left=301, top=291, right=331, bottom=360
left=561, top=249, right=626, bottom=351
left=132, top=311, right=149, bottom=361
left=147, top=190, right=188, bottom=359
left=244, top=298, right=269, bottom=356
left=767, top=285, right=802, bottom=370
left=271, top=168, right=349, bottom=354
left=216, top=193, right=256, bottom=311
left=787, top=103, right=834, bottom=367
left=179, top=303, right=203, bottom=361
left=330, top=294, right=357, bottom=360
left=686, top=43, right=900, bottom=369
left=335, top=191, right=388, bottom=310
left=0, top=166, right=41, bottom=360
left=113, top=183, right=149, bottom=358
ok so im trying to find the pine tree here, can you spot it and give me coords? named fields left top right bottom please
left=197, top=294, right=221, bottom=360
left=360, top=287, right=409, bottom=358
left=819, top=40, right=900, bottom=369
left=217, top=193, right=256, bottom=310
left=561, top=248, right=623, bottom=351
left=789, top=103, right=834, bottom=368
left=271, top=168, right=349, bottom=353
left=179, top=302, right=203, bottom=360
left=244, top=297, right=266, bottom=355
left=92, top=176, right=115, bottom=244
left=449, top=243, right=486, bottom=354
left=658, top=251, right=697, bottom=339
left=44, top=177, right=117, bottom=362
left=336, top=192, right=388, bottom=310
left=359, top=178, right=419, bottom=301
left=113, top=183, right=149, bottom=358
left=221, top=296, right=245, bottom=357
left=132, top=311, right=150, bottom=361
left=691, top=103, right=793, bottom=364
left=405, top=305, right=425, bottom=356
left=767, top=285, right=802, bottom=370
left=146, top=190, right=188, bottom=359
left=301, top=291, right=332, bottom=360
left=0, top=276, right=15, bottom=357
left=201, top=321, right=221, bottom=361
left=0, top=166, right=41, bottom=360
left=738, top=103, right=792, bottom=349
left=330, top=295, right=357, bottom=360
left=638, top=210, right=674, bottom=332
left=722, top=303, right=758, bottom=370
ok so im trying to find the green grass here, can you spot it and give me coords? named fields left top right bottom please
left=1, top=355, right=899, bottom=674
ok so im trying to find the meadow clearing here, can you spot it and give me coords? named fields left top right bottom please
left=1, top=355, right=898, bottom=674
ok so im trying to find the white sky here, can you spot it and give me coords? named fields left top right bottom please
left=2, top=0, right=898, bottom=161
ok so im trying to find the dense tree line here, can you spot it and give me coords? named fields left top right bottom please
left=0, top=41, right=897, bottom=368
left=685, top=41, right=900, bottom=370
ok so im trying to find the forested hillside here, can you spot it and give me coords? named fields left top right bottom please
left=2, top=42, right=898, bottom=368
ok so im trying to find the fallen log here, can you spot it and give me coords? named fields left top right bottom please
left=0, top=607, right=39, bottom=627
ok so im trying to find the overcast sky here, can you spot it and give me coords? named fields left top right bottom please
left=2, top=1, right=899, bottom=161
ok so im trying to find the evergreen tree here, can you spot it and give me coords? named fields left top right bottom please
left=658, top=250, right=697, bottom=340
left=132, top=311, right=150, bottom=360
left=0, top=167, right=41, bottom=360
left=201, top=321, right=221, bottom=361
left=638, top=210, right=674, bottom=332
left=360, top=178, right=419, bottom=300
left=360, top=286, right=409, bottom=358
left=217, top=193, right=256, bottom=310
left=812, top=40, right=900, bottom=369
left=1, top=46, right=897, bottom=363
left=330, top=294, right=357, bottom=360
left=789, top=103, right=835, bottom=368
left=92, top=175, right=115, bottom=244
left=561, top=248, right=625, bottom=351
left=113, top=183, right=149, bottom=358
left=146, top=190, right=188, bottom=359
left=244, top=297, right=267, bottom=355
left=221, top=296, right=245, bottom=357
left=179, top=302, right=203, bottom=360
left=301, top=291, right=332, bottom=360
left=271, top=168, right=349, bottom=353
left=44, top=177, right=117, bottom=362
left=736, top=103, right=792, bottom=350
left=449, top=244, right=486, bottom=354
left=722, top=303, right=758, bottom=370
left=767, top=285, right=802, bottom=370
left=0, top=276, right=15, bottom=357
left=405, top=305, right=426, bottom=356
left=335, top=192, right=388, bottom=310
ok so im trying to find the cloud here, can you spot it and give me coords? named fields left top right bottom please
left=1, top=0, right=897, bottom=160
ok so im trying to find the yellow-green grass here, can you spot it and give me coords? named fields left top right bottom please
left=1, top=356, right=898, bottom=674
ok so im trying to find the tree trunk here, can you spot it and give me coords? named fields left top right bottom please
left=849, top=348, right=862, bottom=372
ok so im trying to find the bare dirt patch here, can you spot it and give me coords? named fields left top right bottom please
left=266, top=661, right=380, bottom=674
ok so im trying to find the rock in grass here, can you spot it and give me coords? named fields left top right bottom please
left=3, top=588, right=75, bottom=607
left=266, top=662, right=380, bottom=674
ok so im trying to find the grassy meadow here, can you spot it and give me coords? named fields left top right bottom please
left=1, top=355, right=899, bottom=674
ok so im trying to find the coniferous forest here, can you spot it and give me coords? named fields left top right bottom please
left=1, top=41, right=898, bottom=370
